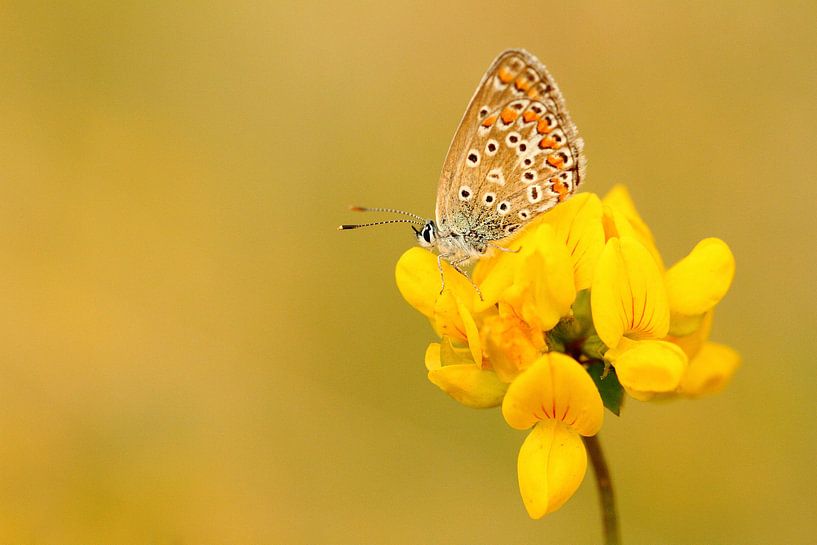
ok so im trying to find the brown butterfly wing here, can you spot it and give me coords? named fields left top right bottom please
left=435, top=49, right=586, bottom=241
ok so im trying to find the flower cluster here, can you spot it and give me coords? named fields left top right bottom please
left=395, top=185, right=739, bottom=518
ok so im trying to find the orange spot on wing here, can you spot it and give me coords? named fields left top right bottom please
left=529, top=84, right=549, bottom=101
left=547, top=154, right=566, bottom=168
left=482, top=114, right=497, bottom=128
left=550, top=177, right=569, bottom=200
left=500, top=107, right=519, bottom=124
left=537, top=119, right=553, bottom=134
left=498, top=67, right=514, bottom=83
left=515, top=77, right=531, bottom=92
left=538, top=137, right=557, bottom=150
left=522, top=110, right=541, bottom=123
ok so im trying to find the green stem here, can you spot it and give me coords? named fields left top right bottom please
left=583, top=434, right=620, bottom=545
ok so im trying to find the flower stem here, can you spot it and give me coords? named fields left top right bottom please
left=583, top=434, right=620, bottom=545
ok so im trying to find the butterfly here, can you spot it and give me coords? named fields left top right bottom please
left=340, top=49, right=586, bottom=296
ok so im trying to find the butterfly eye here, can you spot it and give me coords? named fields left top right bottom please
left=459, top=186, right=473, bottom=201
left=421, top=224, right=435, bottom=244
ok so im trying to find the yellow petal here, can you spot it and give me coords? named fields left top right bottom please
left=665, top=238, right=735, bottom=316
left=621, top=386, right=655, bottom=401
left=426, top=337, right=475, bottom=373
left=668, top=311, right=706, bottom=337
left=474, top=223, right=575, bottom=331
left=438, top=336, right=477, bottom=366
left=606, top=338, right=688, bottom=394
left=483, top=314, right=544, bottom=383
left=395, top=247, right=442, bottom=319
left=540, top=193, right=606, bottom=290
left=471, top=232, right=523, bottom=310
left=427, top=364, right=508, bottom=408
left=432, top=290, right=467, bottom=343
left=667, top=311, right=713, bottom=359
left=678, top=342, right=741, bottom=396
left=591, top=236, right=670, bottom=348
left=526, top=238, right=577, bottom=331
left=458, top=301, right=482, bottom=367
left=424, top=343, right=441, bottom=371
left=502, top=353, right=603, bottom=436
left=433, top=278, right=486, bottom=346
left=472, top=238, right=520, bottom=295
left=601, top=185, right=665, bottom=270
left=601, top=185, right=653, bottom=239
left=511, top=224, right=577, bottom=331
left=396, top=247, right=476, bottom=320
left=517, top=420, right=587, bottom=518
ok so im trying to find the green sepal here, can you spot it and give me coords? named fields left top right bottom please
left=571, top=289, right=593, bottom=333
left=545, top=328, right=566, bottom=353
left=582, top=334, right=608, bottom=360
left=586, top=361, right=624, bottom=416
left=549, top=290, right=595, bottom=351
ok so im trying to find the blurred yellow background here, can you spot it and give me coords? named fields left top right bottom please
left=0, top=1, right=815, bottom=543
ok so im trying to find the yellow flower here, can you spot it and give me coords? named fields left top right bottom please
left=595, top=185, right=739, bottom=399
left=502, top=352, right=603, bottom=518
left=665, top=238, right=741, bottom=398
left=473, top=220, right=577, bottom=333
left=394, top=185, right=739, bottom=518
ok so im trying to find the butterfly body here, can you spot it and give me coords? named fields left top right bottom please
left=414, top=218, right=488, bottom=264
left=341, top=49, right=585, bottom=292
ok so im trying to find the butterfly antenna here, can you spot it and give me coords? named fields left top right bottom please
left=349, top=206, right=426, bottom=222
left=337, top=218, right=424, bottom=230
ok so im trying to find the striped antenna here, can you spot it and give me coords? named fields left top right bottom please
left=337, top=218, right=424, bottom=230
left=349, top=206, right=426, bottom=222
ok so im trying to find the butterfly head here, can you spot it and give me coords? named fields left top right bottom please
left=413, top=221, right=437, bottom=248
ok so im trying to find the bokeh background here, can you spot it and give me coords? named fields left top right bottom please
left=1, top=1, right=815, bottom=543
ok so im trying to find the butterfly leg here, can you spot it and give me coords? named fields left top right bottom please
left=437, top=253, right=452, bottom=295
left=437, top=254, right=484, bottom=301
left=450, top=259, right=484, bottom=302
left=487, top=242, right=521, bottom=254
